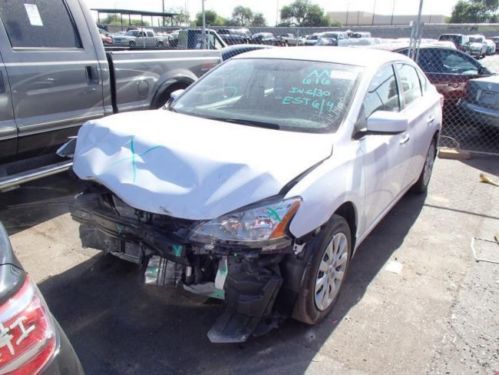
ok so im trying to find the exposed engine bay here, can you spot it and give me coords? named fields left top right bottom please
left=71, top=184, right=312, bottom=343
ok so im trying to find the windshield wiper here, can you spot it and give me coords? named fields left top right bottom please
left=221, top=118, right=281, bottom=130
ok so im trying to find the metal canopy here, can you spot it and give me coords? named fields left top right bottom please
left=92, top=8, right=178, bottom=17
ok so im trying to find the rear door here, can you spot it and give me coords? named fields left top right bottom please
left=0, top=0, right=105, bottom=157
left=0, top=53, right=16, bottom=163
left=394, top=63, right=439, bottom=186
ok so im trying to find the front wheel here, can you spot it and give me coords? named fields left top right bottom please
left=412, top=138, right=437, bottom=194
left=293, top=215, right=352, bottom=325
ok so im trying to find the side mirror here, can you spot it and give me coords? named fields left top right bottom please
left=165, top=89, right=185, bottom=109
left=366, top=110, right=408, bottom=134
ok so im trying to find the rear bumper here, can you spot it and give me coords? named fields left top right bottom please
left=43, top=320, right=84, bottom=375
left=459, top=100, right=499, bottom=128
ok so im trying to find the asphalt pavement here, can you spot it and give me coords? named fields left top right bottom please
left=1, top=154, right=497, bottom=375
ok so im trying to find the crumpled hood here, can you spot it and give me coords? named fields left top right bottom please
left=73, top=110, right=334, bottom=220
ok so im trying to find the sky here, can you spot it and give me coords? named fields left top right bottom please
left=83, top=0, right=460, bottom=25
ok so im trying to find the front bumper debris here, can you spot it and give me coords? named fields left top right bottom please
left=71, top=186, right=299, bottom=343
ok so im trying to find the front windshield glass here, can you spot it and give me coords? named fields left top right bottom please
left=172, top=58, right=361, bottom=133
left=126, top=31, right=139, bottom=36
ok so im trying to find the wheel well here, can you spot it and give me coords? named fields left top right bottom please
left=152, top=81, right=191, bottom=109
left=335, top=202, right=357, bottom=249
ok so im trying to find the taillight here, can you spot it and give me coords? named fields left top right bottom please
left=0, top=277, right=56, bottom=375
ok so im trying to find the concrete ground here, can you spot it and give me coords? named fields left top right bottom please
left=0, top=155, right=497, bottom=375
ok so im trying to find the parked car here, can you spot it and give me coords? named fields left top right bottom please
left=252, top=32, right=283, bottom=45
left=377, top=45, right=493, bottom=107
left=492, top=36, right=499, bottom=51
left=467, top=34, right=488, bottom=58
left=98, top=27, right=112, bottom=45
left=221, top=44, right=272, bottom=61
left=0, top=0, right=221, bottom=192
left=216, top=28, right=251, bottom=44
left=459, top=75, right=499, bottom=130
left=112, top=28, right=169, bottom=48
left=485, top=39, right=496, bottom=55
left=302, top=33, right=320, bottom=46
left=177, top=29, right=227, bottom=50
left=278, top=33, right=303, bottom=46
left=0, top=223, right=84, bottom=374
left=316, top=31, right=349, bottom=46
left=438, top=33, right=470, bottom=53
left=70, top=47, right=442, bottom=343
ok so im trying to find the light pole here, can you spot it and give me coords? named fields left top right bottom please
left=372, top=0, right=377, bottom=25
left=202, top=0, right=206, bottom=49
left=391, top=0, right=396, bottom=25
left=346, top=0, right=350, bottom=26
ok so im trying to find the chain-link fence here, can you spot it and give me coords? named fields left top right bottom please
left=102, top=25, right=499, bottom=155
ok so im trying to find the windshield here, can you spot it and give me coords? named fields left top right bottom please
left=126, top=31, right=139, bottom=36
left=172, top=58, right=361, bottom=133
left=469, top=37, right=483, bottom=43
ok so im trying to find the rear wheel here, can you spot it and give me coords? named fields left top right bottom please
left=156, top=41, right=164, bottom=48
left=293, top=215, right=352, bottom=325
left=129, top=40, right=136, bottom=48
left=412, top=138, right=437, bottom=194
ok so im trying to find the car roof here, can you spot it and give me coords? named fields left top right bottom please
left=232, top=46, right=410, bottom=67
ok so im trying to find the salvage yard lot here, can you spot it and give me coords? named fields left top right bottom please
left=0, top=155, right=497, bottom=375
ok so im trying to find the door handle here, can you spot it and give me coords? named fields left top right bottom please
left=85, top=66, right=99, bottom=84
left=400, top=134, right=410, bottom=145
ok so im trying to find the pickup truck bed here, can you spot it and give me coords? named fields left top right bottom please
left=0, top=0, right=221, bottom=191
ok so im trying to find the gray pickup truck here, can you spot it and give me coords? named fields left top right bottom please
left=0, top=0, right=221, bottom=191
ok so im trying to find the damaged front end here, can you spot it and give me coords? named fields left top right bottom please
left=71, top=185, right=308, bottom=343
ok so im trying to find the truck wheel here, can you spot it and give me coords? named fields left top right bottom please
left=157, top=41, right=164, bottom=48
left=293, top=215, right=352, bottom=325
left=154, top=83, right=189, bottom=109
left=129, top=40, right=136, bottom=48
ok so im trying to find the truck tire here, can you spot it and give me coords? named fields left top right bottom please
left=157, top=41, right=164, bottom=48
left=153, top=83, right=189, bottom=109
left=129, top=40, right=136, bottom=48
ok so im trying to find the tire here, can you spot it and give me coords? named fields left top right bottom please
left=157, top=41, right=164, bottom=48
left=129, top=40, right=136, bottom=48
left=412, top=138, right=437, bottom=194
left=293, top=215, right=352, bottom=325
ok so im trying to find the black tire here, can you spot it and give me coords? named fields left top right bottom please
left=157, top=41, right=164, bottom=48
left=412, top=138, right=437, bottom=194
left=293, top=215, right=352, bottom=325
left=129, top=40, right=136, bottom=48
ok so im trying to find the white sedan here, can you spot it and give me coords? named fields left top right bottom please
left=71, top=47, right=442, bottom=343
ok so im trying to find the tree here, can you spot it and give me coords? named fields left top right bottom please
left=449, top=0, right=499, bottom=22
left=251, top=13, right=267, bottom=26
left=280, top=0, right=330, bottom=27
left=231, top=6, right=253, bottom=26
left=101, top=15, right=149, bottom=27
left=195, top=10, right=226, bottom=26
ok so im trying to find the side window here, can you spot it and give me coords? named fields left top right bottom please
left=395, top=64, right=422, bottom=107
left=440, top=51, right=479, bottom=75
left=416, top=49, right=443, bottom=73
left=0, top=0, right=82, bottom=48
left=147, top=32, right=154, bottom=37
left=416, top=69, right=429, bottom=93
left=363, top=64, right=400, bottom=119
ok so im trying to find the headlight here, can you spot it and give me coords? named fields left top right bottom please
left=189, top=197, right=301, bottom=246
